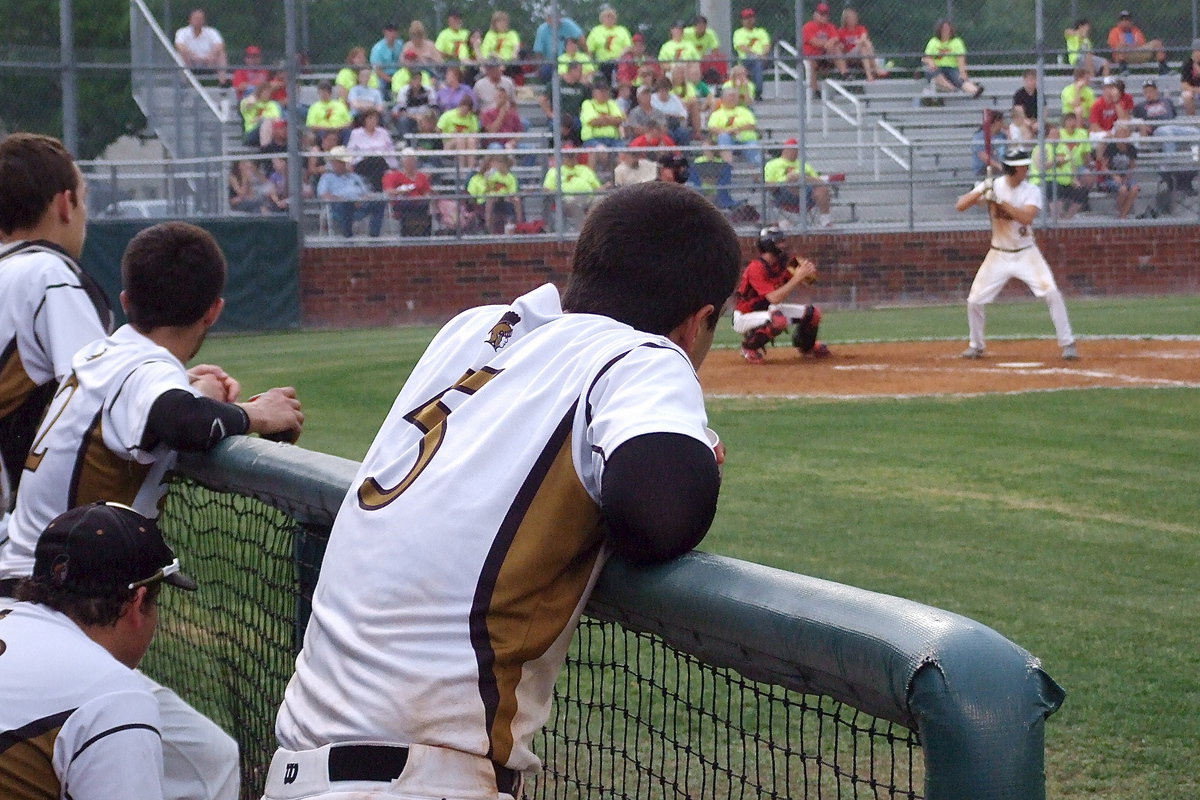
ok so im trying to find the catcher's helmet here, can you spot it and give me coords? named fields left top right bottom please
left=756, top=226, right=787, bottom=256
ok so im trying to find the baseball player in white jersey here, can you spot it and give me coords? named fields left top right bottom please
left=0, top=133, right=113, bottom=539
left=0, top=502, right=200, bottom=799
left=0, top=222, right=305, bottom=800
left=955, top=149, right=1078, bottom=360
left=264, top=182, right=740, bottom=800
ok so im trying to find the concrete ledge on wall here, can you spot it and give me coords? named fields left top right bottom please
left=301, top=226, right=1200, bottom=328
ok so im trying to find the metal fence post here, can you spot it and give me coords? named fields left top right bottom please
left=285, top=0, right=304, bottom=243
left=60, top=0, right=78, bottom=154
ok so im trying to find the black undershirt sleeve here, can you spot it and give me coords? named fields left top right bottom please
left=141, top=389, right=250, bottom=452
left=600, top=432, right=720, bottom=564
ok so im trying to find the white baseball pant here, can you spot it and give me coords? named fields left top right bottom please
left=966, top=247, right=1074, bottom=351
left=732, top=303, right=809, bottom=334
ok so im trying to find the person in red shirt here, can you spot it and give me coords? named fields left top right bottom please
left=231, top=45, right=270, bottom=99
left=616, top=33, right=662, bottom=88
left=382, top=148, right=434, bottom=236
left=837, top=8, right=885, bottom=81
left=1089, top=76, right=1134, bottom=133
left=628, top=119, right=677, bottom=152
left=732, top=227, right=830, bottom=364
left=801, top=3, right=848, bottom=98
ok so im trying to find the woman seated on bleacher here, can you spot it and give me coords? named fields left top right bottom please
left=921, top=20, right=984, bottom=98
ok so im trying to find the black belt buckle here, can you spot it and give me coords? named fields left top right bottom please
left=326, top=743, right=520, bottom=795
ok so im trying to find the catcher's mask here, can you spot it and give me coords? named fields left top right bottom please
left=756, top=226, right=787, bottom=257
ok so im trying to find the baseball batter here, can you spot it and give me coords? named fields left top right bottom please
left=265, top=182, right=739, bottom=800
left=955, top=150, right=1078, bottom=360
left=0, top=502, right=198, bottom=799
left=0, top=222, right=304, bottom=800
left=0, top=133, right=113, bottom=539
left=733, top=226, right=830, bottom=364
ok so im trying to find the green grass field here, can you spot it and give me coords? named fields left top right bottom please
left=198, top=295, right=1200, bottom=799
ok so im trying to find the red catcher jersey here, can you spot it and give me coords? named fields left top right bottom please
left=276, top=283, right=712, bottom=773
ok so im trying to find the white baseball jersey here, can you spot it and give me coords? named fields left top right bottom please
left=276, top=283, right=712, bottom=774
left=0, top=242, right=111, bottom=518
left=974, top=176, right=1041, bottom=251
left=0, top=603, right=164, bottom=799
left=0, top=325, right=193, bottom=581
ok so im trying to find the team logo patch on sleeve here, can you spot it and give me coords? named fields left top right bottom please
left=486, top=312, right=522, bottom=351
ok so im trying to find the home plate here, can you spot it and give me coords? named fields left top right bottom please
left=996, top=362, right=1044, bottom=368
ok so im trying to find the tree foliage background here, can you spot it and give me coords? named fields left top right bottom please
left=0, top=0, right=1192, bottom=159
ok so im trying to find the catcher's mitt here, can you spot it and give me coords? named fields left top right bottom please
left=786, top=256, right=818, bottom=285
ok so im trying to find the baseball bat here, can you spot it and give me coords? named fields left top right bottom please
left=982, top=109, right=994, bottom=179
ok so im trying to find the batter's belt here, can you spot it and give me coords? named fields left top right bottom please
left=989, top=245, right=1033, bottom=253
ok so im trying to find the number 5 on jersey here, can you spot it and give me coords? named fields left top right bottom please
left=357, top=367, right=501, bottom=510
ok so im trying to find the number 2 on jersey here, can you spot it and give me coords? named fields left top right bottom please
left=357, top=367, right=501, bottom=510
left=24, top=372, right=80, bottom=473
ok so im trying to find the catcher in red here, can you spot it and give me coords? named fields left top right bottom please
left=733, top=227, right=830, bottom=364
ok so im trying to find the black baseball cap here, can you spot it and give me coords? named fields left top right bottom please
left=33, top=502, right=197, bottom=594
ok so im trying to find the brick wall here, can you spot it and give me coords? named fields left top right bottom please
left=300, top=225, right=1200, bottom=327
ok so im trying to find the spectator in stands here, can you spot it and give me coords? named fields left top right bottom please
left=383, top=147, right=434, bottom=236
left=347, top=109, right=397, bottom=190
left=370, top=24, right=404, bottom=99
left=971, top=111, right=1008, bottom=176
left=541, top=60, right=589, bottom=141
left=389, top=65, right=435, bottom=107
left=661, top=21, right=703, bottom=84
left=481, top=88, right=531, bottom=155
left=1096, top=126, right=1140, bottom=217
left=1061, top=66, right=1097, bottom=120
left=685, top=15, right=721, bottom=59
left=669, top=67, right=705, bottom=138
left=474, top=154, right=523, bottom=233
left=1179, top=39, right=1200, bottom=115
left=336, top=48, right=380, bottom=100
left=1133, top=78, right=1199, bottom=194
left=413, top=108, right=443, bottom=153
left=265, top=157, right=297, bottom=212
left=303, top=130, right=331, bottom=194
left=259, top=118, right=291, bottom=155
left=480, top=11, right=521, bottom=78
left=1106, top=10, right=1168, bottom=76
left=348, top=67, right=387, bottom=120
left=707, top=86, right=761, bottom=166
left=580, top=79, right=626, bottom=172
left=435, top=9, right=471, bottom=64
left=1030, top=121, right=1083, bottom=219
left=403, top=20, right=444, bottom=73
left=474, top=60, right=517, bottom=113
left=922, top=20, right=984, bottom=98
left=393, top=69, right=436, bottom=137
left=438, top=93, right=481, bottom=168
left=628, top=118, right=676, bottom=152
left=765, top=138, right=833, bottom=227
left=306, top=80, right=353, bottom=142
left=434, top=66, right=475, bottom=111
left=533, top=10, right=585, bottom=83
left=625, top=86, right=667, bottom=138
left=232, top=45, right=269, bottom=99
left=1058, top=112, right=1095, bottom=200
left=839, top=8, right=886, bottom=81
left=240, top=83, right=282, bottom=148
left=542, top=146, right=603, bottom=229
left=616, top=34, right=661, bottom=89
left=587, top=5, right=633, bottom=86
left=318, top=147, right=385, bottom=237
left=1089, top=75, right=1134, bottom=135
left=558, top=37, right=598, bottom=80
left=733, top=8, right=771, bottom=99
left=228, top=159, right=274, bottom=213
left=652, top=76, right=693, bottom=145
left=1011, top=69, right=1040, bottom=139
left=802, top=3, right=847, bottom=99
left=724, top=65, right=757, bottom=106
left=174, top=8, right=227, bottom=84
left=687, top=141, right=735, bottom=210
left=1064, top=19, right=1111, bottom=77
left=615, top=149, right=659, bottom=185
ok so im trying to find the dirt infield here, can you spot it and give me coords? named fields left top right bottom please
left=701, top=339, right=1200, bottom=398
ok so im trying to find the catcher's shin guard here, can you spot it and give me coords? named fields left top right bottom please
left=742, top=326, right=773, bottom=351
left=791, top=305, right=822, bottom=353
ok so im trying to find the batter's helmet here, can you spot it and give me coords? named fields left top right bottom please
left=756, top=226, right=787, bottom=256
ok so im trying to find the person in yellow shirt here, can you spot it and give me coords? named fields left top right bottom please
left=305, top=80, right=352, bottom=141
left=240, top=83, right=282, bottom=148
left=764, top=138, right=832, bottom=226
left=1060, top=67, right=1097, bottom=120
left=732, top=8, right=770, bottom=98
left=684, top=15, right=721, bottom=58
left=558, top=38, right=598, bottom=78
left=706, top=88, right=760, bottom=165
left=660, top=21, right=702, bottom=83
left=586, top=5, right=632, bottom=85
left=435, top=9, right=472, bottom=63
left=580, top=80, right=626, bottom=172
left=543, top=147, right=603, bottom=230
left=437, top=95, right=481, bottom=169
left=335, top=47, right=381, bottom=100
left=480, top=10, right=521, bottom=77
left=468, top=154, right=523, bottom=233
left=921, top=20, right=983, bottom=97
